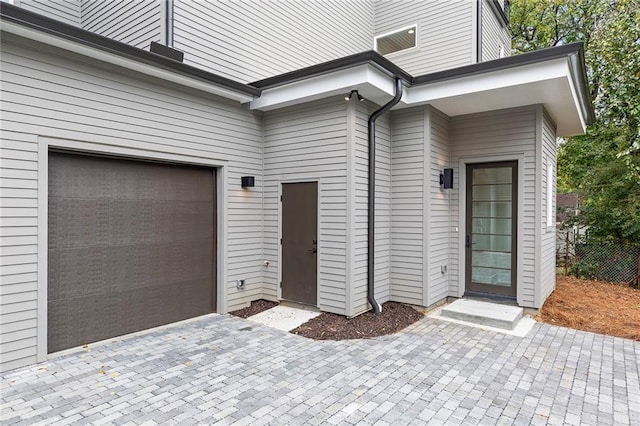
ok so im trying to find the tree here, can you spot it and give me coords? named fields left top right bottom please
left=511, top=0, right=640, bottom=243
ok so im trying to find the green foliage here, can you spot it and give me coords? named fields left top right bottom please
left=511, top=0, right=640, bottom=243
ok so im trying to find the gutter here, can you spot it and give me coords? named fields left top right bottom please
left=250, top=51, right=412, bottom=89
left=367, top=77, right=404, bottom=314
left=567, top=49, right=596, bottom=125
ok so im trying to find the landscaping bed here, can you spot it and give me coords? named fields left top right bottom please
left=538, top=275, right=640, bottom=340
left=229, top=299, right=279, bottom=319
left=291, top=301, right=423, bottom=340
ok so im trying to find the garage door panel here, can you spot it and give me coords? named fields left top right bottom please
left=49, top=199, right=214, bottom=249
left=47, top=278, right=213, bottom=353
left=48, top=152, right=216, bottom=353
left=48, top=239, right=214, bottom=301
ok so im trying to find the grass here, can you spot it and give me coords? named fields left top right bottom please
left=538, top=275, right=640, bottom=340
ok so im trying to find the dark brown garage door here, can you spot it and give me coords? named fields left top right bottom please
left=48, top=152, right=216, bottom=353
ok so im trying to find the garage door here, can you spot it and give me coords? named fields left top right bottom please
left=48, top=152, right=216, bottom=353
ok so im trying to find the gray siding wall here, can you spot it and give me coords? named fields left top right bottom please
left=539, top=109, right=557, bottom=306
left=80, top=0, right=162, bottom=50
left=263, top=97, right=349, bottom=315
left=374, top=0, right=474, bottom=75
left=0, top=129, right=39, bottom=372
left=426, top=107, right=451, bottom=306
left=481, top=0, right=511, bottom=61
left=450, top=106, right=538, bottom=307
left=172, top=0, right=374, bottom=83
left=389, top=107, right=425, bottom=306
left=0, top=34, right=263, bottom=372
left=18, top=0, right=81, bottom=26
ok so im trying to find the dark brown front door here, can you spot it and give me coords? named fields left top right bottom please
left=48, top=152, right=216, bottom=353
left=281, top=182, right=318, bottom=306
left=465, top=161, right=517, bottom=298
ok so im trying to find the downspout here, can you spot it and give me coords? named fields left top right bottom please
left=367, top=77, right=403, bottom=314
left=165, top=0, right=174, bottom=47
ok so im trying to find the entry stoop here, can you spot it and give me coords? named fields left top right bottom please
left=440, top=299, right=523, bottom=330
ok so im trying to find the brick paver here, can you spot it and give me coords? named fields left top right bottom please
left=1, top=314, right=639, bottom=425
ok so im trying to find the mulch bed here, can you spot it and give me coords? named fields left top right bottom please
left=229, top=299, right=279, bottom=319
left=538, top=275, right=640, bottom=341
left=291, top=301, right=423, bottom=340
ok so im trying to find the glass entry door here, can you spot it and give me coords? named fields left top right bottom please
left=465, top=161, right=517, bottom=297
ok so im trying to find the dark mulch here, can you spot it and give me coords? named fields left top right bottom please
left=291, top=301, right=423, bottom=340
left=229, top=299, right=279, bottom=319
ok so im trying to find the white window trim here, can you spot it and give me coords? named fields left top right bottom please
left=373, top=24, right=418, bottom=56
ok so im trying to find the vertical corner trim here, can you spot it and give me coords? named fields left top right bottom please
left=422, top=105, right=432, bottom=308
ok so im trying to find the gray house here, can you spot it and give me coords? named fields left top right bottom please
left=0, top=0, right=593, bottom=372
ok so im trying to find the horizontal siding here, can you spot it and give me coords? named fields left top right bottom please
left=18, top=0, right=81, bottom=26
left=427, top=107, right=451, bottom=305
left=481, top=0, right=511, bottom=61
left=374, top=0, right=474, bottom=75
left=80, top=0, right=162, bottom=50
left=263, top=97, right=348, bottom=315
left=0, top=130, right=39, bottom=373
left=450, top=107, right=538, bottom=307
left=0, top=34, right=264, bottom=371
left=173, top=0, right=374, bottom=83
left=389, top=108, right=424, bottom=306
left=540, top=110, right=557, bottom=306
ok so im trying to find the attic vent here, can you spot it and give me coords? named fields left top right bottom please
left=374, top=25, right=417, bottom=55
left=150, top=41, right=184, bottom=62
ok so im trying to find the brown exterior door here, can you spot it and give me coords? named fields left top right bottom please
left=48, top=152, right=216, bottom=353
left=281, top=182, right=318, bottom=306
left=465, top=161, right=518, bottom=298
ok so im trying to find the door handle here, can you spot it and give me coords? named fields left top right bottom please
left=307, top=247, right=317, bottom=254
left=466, top=236, right=475, bottom=248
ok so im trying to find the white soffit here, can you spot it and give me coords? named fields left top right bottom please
left=250, top=65, right=403, bottom=111
left=2, top=21, right=255, bottom=103
left=404, top=58, right=586, bottom=136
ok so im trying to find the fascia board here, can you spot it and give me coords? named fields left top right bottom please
left=250, top=65, right=399, bottom=111
left=2, top=21, right=255, bottom=103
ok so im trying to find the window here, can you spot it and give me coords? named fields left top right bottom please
left=546, top=161, right=554, bottom=227
left=374, top=25, right=417, bottom=55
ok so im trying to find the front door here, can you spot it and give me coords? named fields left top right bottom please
left=465, top=161, right=517, bottom=298
left=281, top=182, right=318, bottom=305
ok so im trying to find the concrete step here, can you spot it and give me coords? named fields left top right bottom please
left=440, top=299, right=523, bottom=330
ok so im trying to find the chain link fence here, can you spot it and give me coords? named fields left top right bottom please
left=558, top=228, right=640, bottom=287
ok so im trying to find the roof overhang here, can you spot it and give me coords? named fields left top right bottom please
left=250, top=44, right=594, bottom=137
left=250, top=64, right=401, bottom=111
left=0, top=3, right=260, bottom=103
left=404, top=57, right=587, bottom=135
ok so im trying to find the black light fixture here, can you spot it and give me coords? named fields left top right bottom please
left=440, top=168, right=453, bottom=189
left=241, top=176, right=255, bottom=188
left=345, top=90, right=365, bottom=102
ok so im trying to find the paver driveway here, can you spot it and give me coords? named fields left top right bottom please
left=1, top=313, right=639, bottom=425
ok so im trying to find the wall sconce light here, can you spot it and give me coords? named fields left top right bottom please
left=440, top=168, right=453, bottom=189
left=241, top=176, right=255, bottom=188
left=345, top=90, right=365, bottom=102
